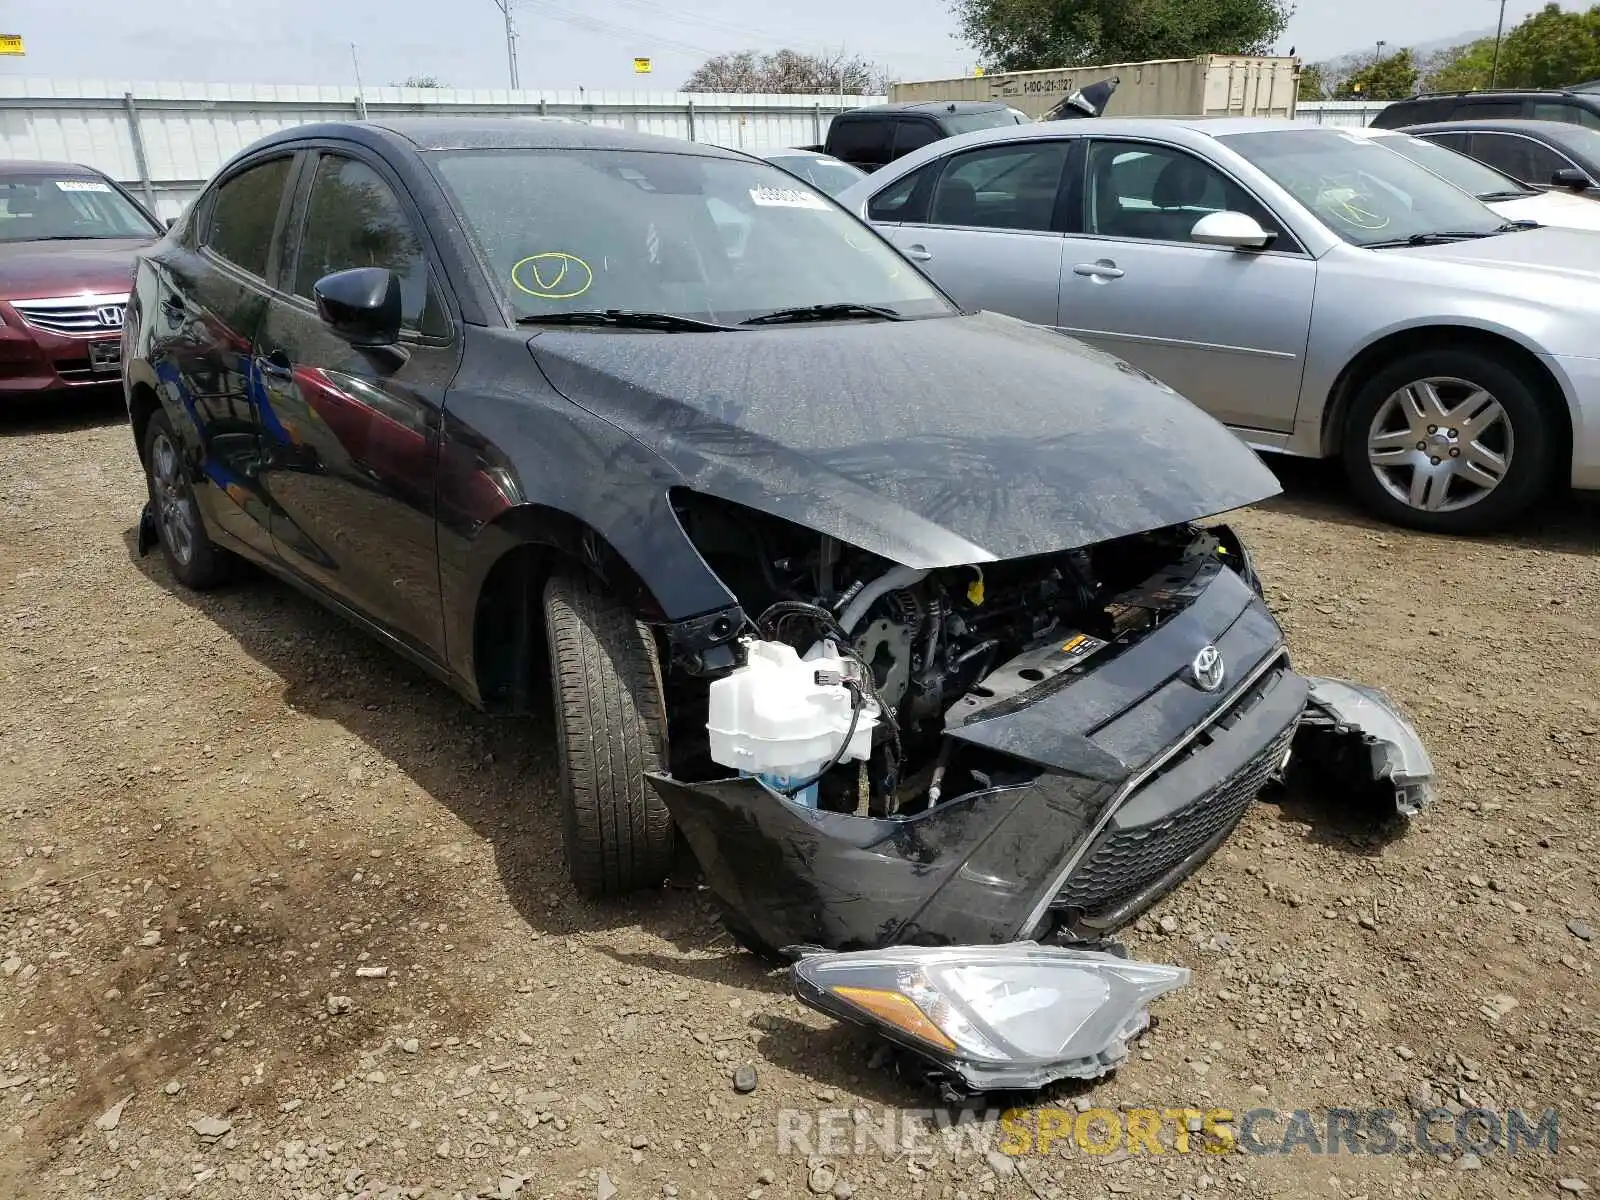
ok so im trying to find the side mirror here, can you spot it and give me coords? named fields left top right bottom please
left=165, top=217, right=176, bottom=230
left=1190, top=210, right=1275, bottom=251
left=1551, top=167, right=1593, bottom=192
left=313, top=267, right=402, bottom=347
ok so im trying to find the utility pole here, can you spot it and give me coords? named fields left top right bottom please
left=1490, top=0, right=1508, bottom=88
left=1375, top=39, right=1386, bottom=64
left=350, top=43, right=368, bottom=120
left=491, top=0, right=520, bottom=89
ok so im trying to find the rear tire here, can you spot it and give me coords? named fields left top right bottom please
left=141, top=410, right=234, bottom=589
left=542, top=569, right=675, bottom=896
left=1340, top=347, right=1554, bottom=533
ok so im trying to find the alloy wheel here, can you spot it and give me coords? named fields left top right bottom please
left=1366, top=376, right=1515, bottom=514
left=149, top=431, right=197, bottom=567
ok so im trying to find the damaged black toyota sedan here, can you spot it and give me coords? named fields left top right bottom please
left=124, top=119, right=1433, bottom=1092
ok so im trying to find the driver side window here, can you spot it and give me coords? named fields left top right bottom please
left=292, top=154, right=447, bottom=336
left=1084, top=141, right=1286, bottom=246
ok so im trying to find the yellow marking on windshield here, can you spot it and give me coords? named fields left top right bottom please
left=512, top=252, right=594, bottom=300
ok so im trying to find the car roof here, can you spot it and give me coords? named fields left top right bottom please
left=1399, top=118, right=1588, bottom=138
left=239, top=118, right=747, bottom=161
left=842, top=100, right=1014, bottom=116
left=0, top=159, right=103, bottom=175
left=1400, top=89, right=1578, bottom=99
left=862, top=114, right=1319, bottom=151
left=758, top=148, right=843, bottom=160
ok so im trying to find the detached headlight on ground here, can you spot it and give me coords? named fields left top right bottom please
left=791, top=943, right=1189, bottom=1092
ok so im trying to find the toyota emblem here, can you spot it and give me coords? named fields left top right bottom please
left=1189, top=644, right=1226, bottom=693
left=96, top=305, right=125, bottom=329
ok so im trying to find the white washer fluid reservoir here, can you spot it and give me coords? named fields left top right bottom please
left=707, top=639, right=879, bottom=808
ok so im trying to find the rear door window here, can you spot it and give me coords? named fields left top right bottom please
left=928, top=141, right=1071, bottom=231
left=205, top=156, right=295, bottom=279
left=828, top=118, right=892, bottom=167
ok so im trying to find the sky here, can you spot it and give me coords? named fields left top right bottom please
left=0, top=0, right=1591, bottom=92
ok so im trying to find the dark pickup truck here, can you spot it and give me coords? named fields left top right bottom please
left=804, top=100, right=1030, bottom=172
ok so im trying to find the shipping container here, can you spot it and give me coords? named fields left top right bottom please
left=889, top=56, right=1300, bottom=121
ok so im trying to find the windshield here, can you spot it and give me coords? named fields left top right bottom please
left=1541, top=123, right=1600, bottom=160
left=0, top=172, right=159, bottom=242
left=763, top=154, right=867, bottom=197
left=431, top=148, right=953, bottom=325
left=1371, top=132, right=1533, bottom=198
left=1219, top=128, right=1508, bottom=246
left=945, top=109, right=1031, bottom=134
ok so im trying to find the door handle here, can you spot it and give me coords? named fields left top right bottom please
left=256, top=349, right=293, bottom=380
left=1073, top=261, right=1125, bottom=279
left=904, top=244, right=934, bottom=261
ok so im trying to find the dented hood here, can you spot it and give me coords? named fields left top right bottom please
left=529, top=311, right=1280, bottom=567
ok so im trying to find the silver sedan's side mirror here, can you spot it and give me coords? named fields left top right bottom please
left=1190, top=210, right=1275, bottom=250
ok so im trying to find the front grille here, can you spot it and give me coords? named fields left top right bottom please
left=1052, top=662, right=1294, bottom=921
left=1054, top=722, right=1293, bottom=916
left=13, top=294, right=127, bottom=337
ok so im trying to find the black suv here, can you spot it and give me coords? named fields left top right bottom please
left=1370, top=86, right=1600, bottom=129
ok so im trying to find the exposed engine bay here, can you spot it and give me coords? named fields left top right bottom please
left=669, top=491, right=1258, bottom=818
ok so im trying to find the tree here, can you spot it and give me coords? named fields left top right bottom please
left=1334, top=49, right=1419, bottom=100
left=683, top=49, right=890, bottom=94
left=1297, top=62, right=1329, bottom=101
left=1496, top=2, right=1600, bottom=87
left=398, top=75, right=448, bottom=88
left=1421, top=39, right=1498, bottom=91
left=1421, top=4, right=1600, bottom=91
left=951, top=0, right=1293, bottom=72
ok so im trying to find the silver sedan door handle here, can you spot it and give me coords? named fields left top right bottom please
left=1073, top=260, right=1124, bottom=279
left=904, top=244, right=934, bottom=261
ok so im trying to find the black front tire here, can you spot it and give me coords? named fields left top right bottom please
left=542, top=569, right=675, bottom=897
left=141, top=410, right=234, bottom=589
left=1340, top=347, right=1554, bottom=534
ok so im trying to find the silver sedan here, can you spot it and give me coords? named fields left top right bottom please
left=836, top=117, right=1600, bottom=532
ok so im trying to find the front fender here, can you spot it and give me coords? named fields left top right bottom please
left=436, top=397, right=743, bottom=694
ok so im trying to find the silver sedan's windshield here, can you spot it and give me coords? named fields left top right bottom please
left=1220, top=128, right=1509, bottom=246
left=431, top=148, right=953, bottom=324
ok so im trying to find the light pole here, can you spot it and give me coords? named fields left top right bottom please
left=491, top=0, right=520, bottom=89
left=1490, top=0, right=1508, bottom=88
left=1375, top=39, right=1387, bottom=63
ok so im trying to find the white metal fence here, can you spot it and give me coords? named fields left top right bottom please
left=1293, top=100, right=1394, bottom=127
left=0, top=80, right=1391, bottom=220
left=0, top=78, right=883, bottom=219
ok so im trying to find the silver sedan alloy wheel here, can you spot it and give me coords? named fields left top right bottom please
left=150, top=430, right=198, bottom=568
left=1366, top=375, right=1515, bottom=514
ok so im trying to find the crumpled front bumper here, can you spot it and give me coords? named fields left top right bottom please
left=650, top=663, right=1434, bottom=957
left=648, top=669, right=1435, bottom=1091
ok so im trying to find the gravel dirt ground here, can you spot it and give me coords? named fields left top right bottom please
left=1, top=394, right=1598, bottom=1200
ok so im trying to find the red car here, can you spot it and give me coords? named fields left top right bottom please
left=0, top=159, right=165, bottom=399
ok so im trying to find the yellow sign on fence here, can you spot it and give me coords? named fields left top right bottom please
left=0, top=34, right=26, bottom=56
left=633, top=57, right=652, bottom=74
